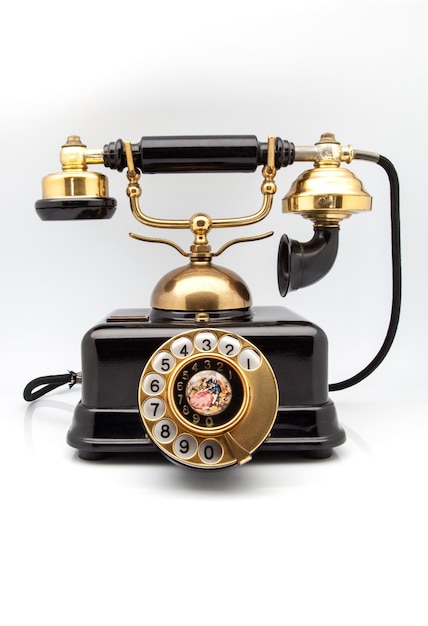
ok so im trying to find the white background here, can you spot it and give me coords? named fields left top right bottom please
left=1, top=1, right=427, bottom=624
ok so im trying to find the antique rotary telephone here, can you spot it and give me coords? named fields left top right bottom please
left=24, top=132, right=401, bottom=469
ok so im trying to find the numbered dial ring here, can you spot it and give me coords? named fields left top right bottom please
left=138, top=329, right=279, bottom=469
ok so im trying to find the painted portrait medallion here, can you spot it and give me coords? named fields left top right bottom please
left=185, top=370, right=233, bottom=416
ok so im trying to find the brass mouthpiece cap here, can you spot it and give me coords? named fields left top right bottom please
left=283, top=164, right=372, bottom=227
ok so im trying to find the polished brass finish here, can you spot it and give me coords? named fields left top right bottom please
left=125, top=136, right=277, bottom=232
left=39, top=131, right=375, bottom=311
left=224, top=432, right=252, bottom=465
left=59, top=136, right=103, bottom=169
left=138, top=329, right=279, bottom=469
left=284, top=133, right=372, bottom=227
left=283, top=165, right=372, bottom=226
left=194, top=312, right=211, bottom=323
left=170, top=354, right=250, bottom=438
left=41, top=170, right=110, bottom=199
left=125, top=136, right=278, bottom=311
left=60, top=136, right=87, bottom=170
left=129, top=232, right=190, bottom=257
left=60, top=136, right=104, bottom=168
left=129, top=229, right=274, bottom=258
left=41, top=136, right=108, bottom=200
left=150, top=261, right=252, bottom=311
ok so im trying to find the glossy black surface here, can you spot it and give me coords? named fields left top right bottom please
left=67, top=306, right=345, bottom=461
left=277, top=228, right=340, bottom=296
left=149, top=307, right=253, bottom=322
left=103, top=136, right=295, bottom=173
left=69, top=400, right=342, bottom=461
left=35, top=198, right=117, bottom=220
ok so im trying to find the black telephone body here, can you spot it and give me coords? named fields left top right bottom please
left=28, top=132, right=401, bottom=470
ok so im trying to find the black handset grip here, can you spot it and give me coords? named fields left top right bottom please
left=103, top=136, right=295, bottom=173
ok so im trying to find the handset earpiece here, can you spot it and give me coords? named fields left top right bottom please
left=35, top=136, right=116, bottom=220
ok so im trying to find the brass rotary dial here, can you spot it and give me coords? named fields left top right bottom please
left=138, top=329, right=279, bottom=469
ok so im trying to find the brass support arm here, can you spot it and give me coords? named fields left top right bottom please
left=124, top=136, right=277, bottom=232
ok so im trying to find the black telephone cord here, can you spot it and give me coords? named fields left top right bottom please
left=329, top=154, right=401, bottom=391
left=23, top=371, right=81, bottom=402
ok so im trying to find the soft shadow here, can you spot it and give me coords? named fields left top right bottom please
left=23, top=392, right=76, bottom=451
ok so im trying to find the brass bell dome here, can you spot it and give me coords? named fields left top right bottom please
left=150, top=261, right=252, bottom=313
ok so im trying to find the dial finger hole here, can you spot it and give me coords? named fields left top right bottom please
left=218, top=335, right=241, bottom=357
left=194, top=332, right=218, bottom=352
left=142, top=373, right=166, bottom=395
left=153, top=351, right=176, bottom=373
left=173, top=434, right=198, bottom=459
left=238, top=348, right=261, bottom=371
left=171, top=337, right=194, bottom=359
left=142, top=397, right=166, bottom=420
left=199, top=439, right=223, bottom=465
left=153, top=419, right=177, bottom=444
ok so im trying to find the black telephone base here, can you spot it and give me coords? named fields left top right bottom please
left=66, top=306, right=345, bottom=464
left=69, top=400, right=343, bottom=461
